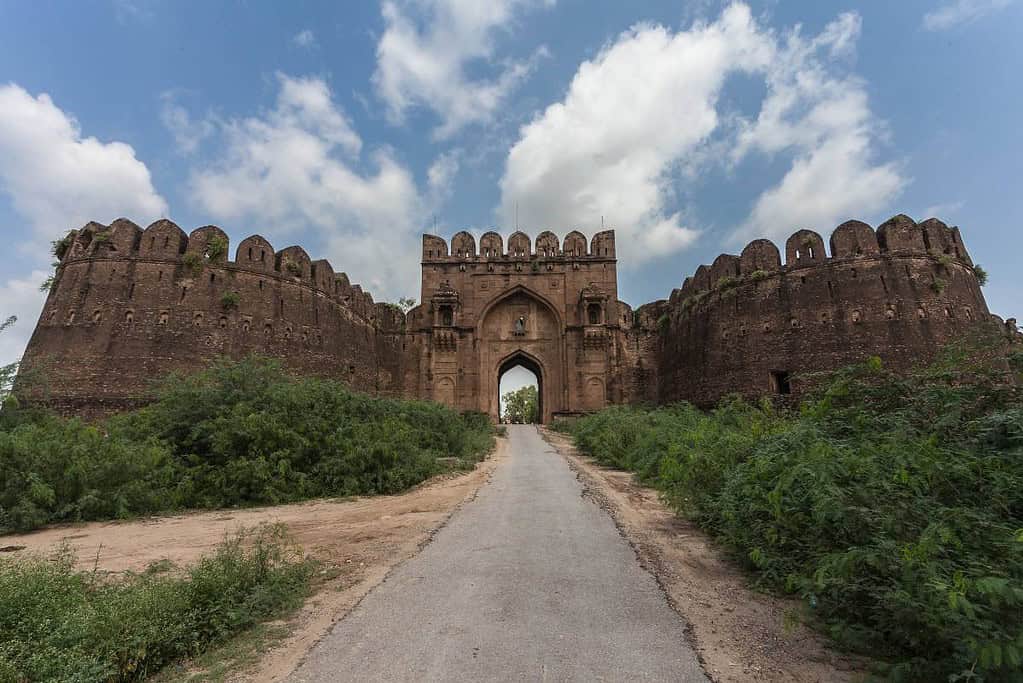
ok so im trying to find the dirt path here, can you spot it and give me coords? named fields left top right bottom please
left=542, top=429, right=868, bottom=683
left=0, top=440, right=508, bottom=682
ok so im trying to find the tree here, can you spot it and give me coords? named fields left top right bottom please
left=502, top=385, right=538, bottom=423
left=0, top=316, right=17, bottom=402
left=397, top=297, right=417, bottom=313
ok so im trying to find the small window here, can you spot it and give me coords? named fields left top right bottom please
left=771, top=371, right=792, bottom=395
left=439, top=305, right=453, bottom=327
left=587, top=303, right=601, bottom=325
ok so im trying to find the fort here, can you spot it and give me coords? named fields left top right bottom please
left=19, top=214, right=996, bottom=421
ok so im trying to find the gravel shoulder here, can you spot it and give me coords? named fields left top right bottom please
left=541, top=428, right=869, bottom=683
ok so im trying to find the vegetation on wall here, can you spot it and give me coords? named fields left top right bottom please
left=558, top=336, right=1023, bottom=681
left=0, top=357, right=495, bottom=534
left=220, top=291, right=240, bottom=311
left=0, top=524, right=313, bottom=682
left=501, top=385, right=538, bottom=424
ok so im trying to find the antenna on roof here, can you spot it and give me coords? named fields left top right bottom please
left=601, top=215, right=604, bottom=229
left=515, top=202, right=519, bottom=231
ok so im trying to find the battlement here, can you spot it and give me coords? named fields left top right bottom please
left=673, top=215, right=974, bottom=304
left=655, top=213, right=989, bottom=407
left=58, top=218, right=394, bottom=324
left=423, top=229, right=616, bottom=261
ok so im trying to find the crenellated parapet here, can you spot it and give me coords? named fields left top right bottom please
left=676, top=215, right=976, bottom=301
left=56, top=219, right=386, bottom=319
left=658, top=214, right=990, bottom=406
left=423, top=229, right=617, bottom=261
left=23, top=218, right=407, bottom=415
left=19, top=210, right=999, bottom=420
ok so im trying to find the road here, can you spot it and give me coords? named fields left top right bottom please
left=288, top=425, right=708, bottom=682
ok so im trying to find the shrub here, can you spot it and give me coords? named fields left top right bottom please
left=716, top=275, right=740, bottom=290
left=931, top=277, right=947, bottom=294
left=974, top=264, right=989, bottom=286
left=204, top=236, right=228, bottom=262
left=564, top=339, right=1023, bottom=681
left=0, top=357, right=495, bottom=533
left=51, top=231, right=75, bottom=260
left=749, top=269, right=770, bottom=282
left=182, top=252, right=203, bottom=277
left=221, top=291, right=240, bottom=311
left=0, top=524, right=313, bottom=681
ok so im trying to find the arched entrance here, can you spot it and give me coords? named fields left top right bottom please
left=498, top=352, right=543, bottom=423
left=477, top=286, right=564, bottom=423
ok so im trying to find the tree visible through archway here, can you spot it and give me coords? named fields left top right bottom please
left=499, top=364, right=539, bottom=423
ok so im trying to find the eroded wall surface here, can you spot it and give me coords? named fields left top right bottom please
left=18, top=214, right=1000, bottom=418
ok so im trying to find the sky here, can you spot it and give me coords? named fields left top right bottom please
left=1, top=0, right=1021, bottom=372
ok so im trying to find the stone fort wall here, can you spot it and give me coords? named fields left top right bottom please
left=18, top=213, right=995, bottom=416
left=20, top=218, right=406, bottom=415
left=645, top=214, right=990, bottom=406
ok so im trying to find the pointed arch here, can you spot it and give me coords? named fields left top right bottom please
left=475, top=283, right=565, bottom=335
left=497, top=348, right=545, bottom=423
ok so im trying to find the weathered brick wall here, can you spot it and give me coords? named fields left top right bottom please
left=18, top=213, right=997, bottom=419
left=655, top=215, right=991, bottom=406
left=412, top=229, right=623, bottom=421
left=19, top=218, right=405, bottom=415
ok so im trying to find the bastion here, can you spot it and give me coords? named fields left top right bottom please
left=18, top=214, right=998, bottom=420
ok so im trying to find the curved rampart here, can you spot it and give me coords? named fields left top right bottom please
left=20, top=219, right=406, bottom=414
left=657, top=215, right=991, bottom=406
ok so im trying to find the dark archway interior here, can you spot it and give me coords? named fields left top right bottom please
left=498, top=353, right=543, bottom=423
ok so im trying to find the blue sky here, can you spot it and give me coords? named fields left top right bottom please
left=1, top=0, right=1021, bottom=370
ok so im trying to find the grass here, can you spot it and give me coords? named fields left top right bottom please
left=0, top=524, right=313, bottom=682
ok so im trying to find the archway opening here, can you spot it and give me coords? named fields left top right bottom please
left=498, top=355, right=542, bottom=424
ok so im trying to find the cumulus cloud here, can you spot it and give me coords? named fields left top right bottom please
left=189, top=73, right=443, bottom=299
left=0, top=270, right=51, bottom=367
left=499, top=3, right=904, bottom=264
left=293, top=29, right=316, bottom=48
left=374, top=0, right=554, bottom=139
left=731, top=12, right=905, bottom=245
left=0, top=84, right=168, bottom=240
left=0, top=83, right=167, bottom=366
left=923, top=0, right=1014, bottom=31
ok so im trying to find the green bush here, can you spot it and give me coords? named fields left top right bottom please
left=0, top=357, right=494, bottom=533
left=0, top=524, right=312, bottom=682
left=182, top=252, right=203, bottom=277
left=974, top=264, right=989, bottom=286
left=220, top=291, right=240, bottom=310
left=565, top=340, right=1023, bottom=681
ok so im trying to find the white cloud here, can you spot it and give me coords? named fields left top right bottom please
left=0, top=270, right=50, bottom=368
left=293, top=29, right=316, bottom=48
left=923, top=0, right=1014, bottom=31
left=0, top=83, right=167, bottom=367
left=921, top=200, right=965, bottom=218
left=731, top=12, right=905, bottom=245
left=499, top=4, right=772, bottom=260
left=160, top=91, right=215, bottom=155
left=373, top=0, right=554, bottom=139
left=499, top=3, right=904, bottom=263
left=189, top=73, right=441, bottom=299
left=0, top=84, right=168, bottom=240
left=427, top=150, right=460, bottom=201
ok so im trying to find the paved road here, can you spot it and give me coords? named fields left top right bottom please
left=289, top=425, right=708, bottom=682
